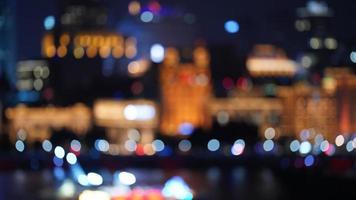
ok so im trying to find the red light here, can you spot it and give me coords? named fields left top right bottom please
left=222, top=77, right=234, bottom=90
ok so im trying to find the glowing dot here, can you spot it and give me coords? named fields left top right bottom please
left=150, top=44, right=165, bottom=63
left=54, top=146, right=65, bottom=159
left=324, top=38, right=337, bottom=50
left=53, top=156, right=63, bottom=167
left=207, top=139, right=220, bottom=152
left=299, top=141, right=312, bottom=154
left=162, top=176, right=193, bottom=200
left=15, top=140, right=25, bottom=152
left=87, top=172, right=103, bottom=186
left=73, top=47, right=85, bottom=59
left=178, top=123, right=194, bottom=136
left=77, top=174, right=89, bottom=186
left=263, top=140, right=274, bottom=152
left=350, top=52, right=356, bottom=63
left=44, top=16, right=55, bottom=30
left=125, top=140, right=137, bottom=152
left=309, top=37, right=322, bottom=49
left=66, top=153, right=77, bottom=165
left=290, top=140, right=300, bottom=152
left=128, top=129, right=140, bottom=141
left=128, top=1, right=141, bottom=15
left=42, top=140, right=52, bottom=152
left=346, top=141, right=353, bottom=152
left=264, top=127, right=276, bottom=140
left=152, top=139, right=165, bottom=152
left=118, top=172, right=136, bottom=186
left=335, top=135, right=345, bottom=147
left=33, top=79, right=43, bottom=91
left=301, top=55, right=312, bottom=68
left=140, top=11, right=154, bottom=23
left=304, top=155, right=314, bottom=167
left=123, top=105, right=137, bottom=120
left=95, top=139, right=109, bottom=152
left=217, top=111, right=229, bottom=125
left=70, top=140, right=81, bottom=152
left=178, top=140, right=192, bottom=152
left=224, top=20, right=239, bottom=33
left=320, top=140, right=329, bottom=152
left=231, top=139, right=245, bottom=156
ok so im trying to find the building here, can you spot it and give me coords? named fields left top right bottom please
left=159, top=46, right=212, bottom=136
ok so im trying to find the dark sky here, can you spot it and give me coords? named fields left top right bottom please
left=15, top=0, right=356, bottom=60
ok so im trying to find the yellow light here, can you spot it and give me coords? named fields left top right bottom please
left=79, top=190, right=110, bottom=200
left=57, top=46, right=67, bottom=58
left=73, top=47, right=85, bottom=59
left=86, top=46, right=97, bottom=58
left=125, top=41, right=137, bottom=59
left=45, top=45, right=56, bottom=58
left=60, top=33, right=70, bottom=46
left=99, top=46, right=111, bottom=58
left=128, top=1, right=141, bottom=15
left=112, top=46, right=124, bottom=58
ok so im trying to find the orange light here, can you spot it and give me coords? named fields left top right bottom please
left=45, top=45, right=56, bottom=58
left=128, top=1, right=141, bottom=15
left=99, top=46, right=111, bottom=58
left=57, top=46, right=67, bottom=58
left=60, top=33, right=70, bottom=46
left=86, top=46, right=97, bottom=58
left=112, top=46, right=124, bottom=58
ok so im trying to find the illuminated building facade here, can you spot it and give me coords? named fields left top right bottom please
left=160, top=47, right=212, bottom=136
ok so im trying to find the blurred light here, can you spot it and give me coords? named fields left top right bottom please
left=335, top=135, right=345, bottom=147
left=300, top=129, right=310, bottom=141
left=57, top=46, right=67, bottom=58
left=263, top=140, right=274, bottom=152
left=346, top=141, right=354, bottom=152
left=58, top=179, right=76, bottom=198
left=144, top=144, right=155, bottom=156
left=178, top=123, right=194, bottom=136
left=162, top=176, right=193, bottom=200
left=299, top=141, right=312, bottom=154
left=53, top=156, right=64, bottom=167
left=325, top=144, right=335, bottom=156
left=324, top=38, right=337, bottom=50
left=128, top=1, right=141, bottom=15
left=17, top=129, right=27, bottom=140
left=152, top=139, right=165, bottom=152
left=207, top=139, right=220, bottom=152
left=66, top=153, right=77, bottom=165
left=264, top=127, right=276, bottom=140
left=118, top=172, right=136, bottom=186
left=53, top=167, right=65, bottom=180
left=74, top=47, right=85, bottom=59
left=33, top=79, right=43, bottom=91
left=123, top=104, right=156, bottom=121
left=87, top=172, right=103, bottom=186
left=70, top=140, right=81, bottom=152
left=222, top=77, right=234, bottom=90
left=150, top=44, right=165, bottom=63
left=231, top=142, right=245, bottom=156
left=86, top=46, right=97, bottom=58
left=314, top=134, right=324, bottom=144
left=309, top=37, right=322, bottom=49
left=290, top=140, right=300, bottom=152
left=178, top=140, right=192, bottom=152
left=350, top=52, right=356, bottom=63
left=128, top=129, right=140, bottom=141
left=301, top=55, right=312, bottom=68
left=15, top=140, right=25, bottom=152
left=140, top=11, right=154, bottom=23
left=304, top=155, right=314, bottom=167
left=44, top=16, right=55, bottom=30
left=42, top=140, right=52, bottom=152
left=217, top=111, right=229, bottom=125
left=95, top=139, right=109, bottom=152
left=79, top=190, right=110, bottom=200
left=224, top=20, right=239, bottom=33
left=352, top=138, right=356, bottom=148
left=54, top=146, right=65, bottom=159
left=320, top=140, right=329, bottom=152
left=77, top=174, right=89, bottom=186
left=125, top=140, right=137, bottom=152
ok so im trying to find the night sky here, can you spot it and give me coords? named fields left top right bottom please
left=16, top=0, right=356, bottom=61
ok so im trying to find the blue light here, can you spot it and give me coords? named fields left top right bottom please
left=224, top=20, right=239, bottom=33
left=162, top=176, right=193, bottom=200
left=178, top=123, right=194, bottom=136
left=140, top=11, right=154, bottom=23
left=44, top=16, right=55, bottom=30
left=150, top=44, right=165, bottom=63
left=263, top=139, right=274, bottom=152
left=207, top=139, right=220, bottom=152
left=304, top=155, right=314, bottom=167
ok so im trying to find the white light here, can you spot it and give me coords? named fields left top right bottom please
left=125, top=140, right=137, bottom=152
left=70, top=140, right=81, bottom=152
left=152, top=139, right=165, bottom=152
left=335, top=135, right=345, bottom=147
left=320, top=140, right=329, bottom=152
left=264, top=127, right=276, bottom=140
left=150, top=44, right=165, bottom=63
left=231, top=140, right=245, bottom=156
left=15, top=140, right=25, bottom=152
left=79, top=190, right=110, bottom=200
left=58, top=179, right=76, bottom=198
left=54, top=146, right=65, bottom=159
left=178, top=140, right=192, bottom=152
left=42, top=140, right=52, bottom=152
left=87, top=172, right=103, bottom=186
left=95, top=139, right=109, bottom=152
left=299, top=141, right=312, bottom=154
left=350, top=52, right=356, bottom=63
left=207, top=139, right=220, bottom=152
left=224, top=20, right=239, bottom=33
left=162, top=176, right=193, bottom=200
left=128, top=129, right=140, bottom=141
left=140, top=11, right=154, bottom=23
left=324, top=38, right=337, bottom=50
left=44, top=16, right=55, bottom=30
left=217, top=111, right=229, bottom=125
left=289, top=140, right=300, bottom=152
left=77, top=174, right=89, bottom=186
left=123, top=105, right=155, bottom=121
left=263, top=140, right=274, bottom=152
left=66, top=153, right=77, bottom=165
left=310, top=37, right=322, bottom=49
left=118, top=172, right=136, bottom=186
